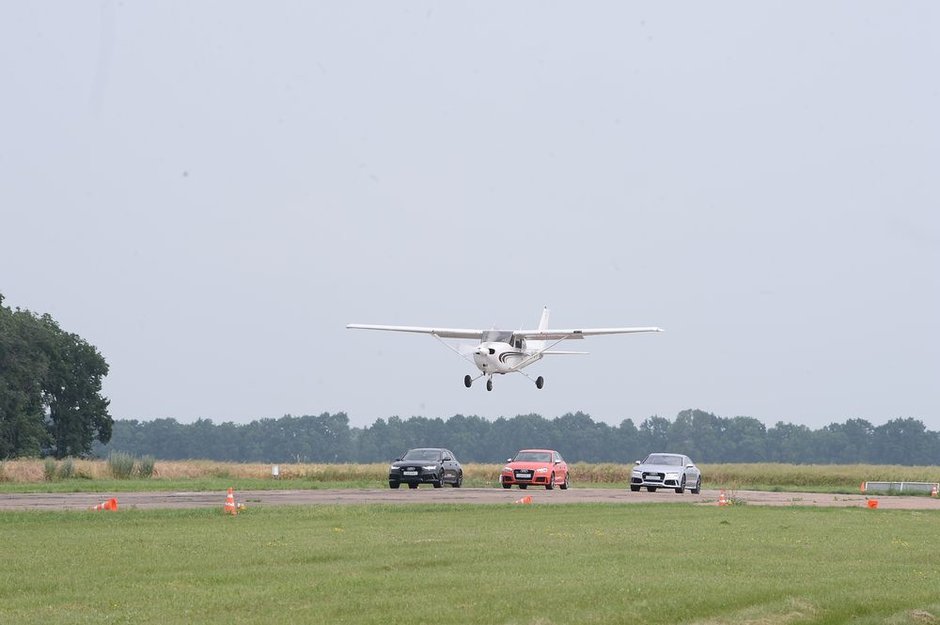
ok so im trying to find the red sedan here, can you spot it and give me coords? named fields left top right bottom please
left=500, top=449, right=569, bottom=490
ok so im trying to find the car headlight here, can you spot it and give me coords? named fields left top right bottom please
left=502, top=466, right=512, bottom=473
left=535, top=467, right=549, bottom=473
left=389, top=465, right=399, bottom=471
left=422, top=465, right=438, bottom=471
left=631, top=469, right=642, bottom=476
left=665, top=472, right=680, bottom=480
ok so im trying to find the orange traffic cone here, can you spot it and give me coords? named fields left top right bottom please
left=867, top=499, right=879, bottom=509
left=860, top=482, right=866, bottom=493
left=931, top=484, right=938, bottom=498
left=514, top=495, right=532, bottom=505
left=223, top=488, right=237, bottom=515
left=91, top=497, right=118, bottom=511
left=718, top=490, right=728, bottom=506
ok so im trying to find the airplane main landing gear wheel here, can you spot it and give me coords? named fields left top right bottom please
left=464, top=375, right=472, bottom=388
left=486, top=379, right=493, bottom=391
left=535, top=376, right=544, bottom=389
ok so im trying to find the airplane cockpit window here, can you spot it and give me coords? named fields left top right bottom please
left=482, top=330, right=513, bottom=343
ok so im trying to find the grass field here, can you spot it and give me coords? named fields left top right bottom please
left=2, top=503, right=939, bottom=624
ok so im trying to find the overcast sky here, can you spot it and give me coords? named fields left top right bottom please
left=2, top=2, right=937, bottom=431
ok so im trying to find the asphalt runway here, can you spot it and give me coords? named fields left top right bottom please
left=3, top=487, right=939, bottom=511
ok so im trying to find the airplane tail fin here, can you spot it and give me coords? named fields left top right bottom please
left=526, top=307, right=551, bottom=352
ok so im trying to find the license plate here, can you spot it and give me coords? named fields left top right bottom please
left=517, top=473, right=532, bottom=479
left=403, top=471, right=418, bottom=476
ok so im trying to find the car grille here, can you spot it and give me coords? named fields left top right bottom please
left=513, top=469, right=534, bottom=481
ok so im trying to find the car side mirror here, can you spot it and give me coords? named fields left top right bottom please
left=443, top=457, right=452, bottom=462
left=634, top=460, right=641, bottom=465
left=506, top=458, right=512, bottom=463
left=686, top=464, right=694, bottom=469
left=394, top=458, right=401, bottom=462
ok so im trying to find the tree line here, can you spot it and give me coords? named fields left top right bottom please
left=96, top=409, right=940, bottom=466
left=0, top=294, right=112, bottom=459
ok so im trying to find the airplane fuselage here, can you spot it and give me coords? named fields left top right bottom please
left=472, top=341, right=543, bottom=375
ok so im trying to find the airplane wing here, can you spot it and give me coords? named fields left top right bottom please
left=346, top=324, right=485, bottom=340
left=513, top=327, right=664, bottom=341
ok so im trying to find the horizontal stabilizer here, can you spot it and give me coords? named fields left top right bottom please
left=543, top=350, right=589, bottom=355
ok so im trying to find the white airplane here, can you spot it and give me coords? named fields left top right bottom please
left=347, top=307, right=663, bottom=391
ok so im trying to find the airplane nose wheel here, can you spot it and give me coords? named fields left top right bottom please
left=535, top=376, right=544, bottom=389
left=486, top=378, right=493, bottom=392
left=464, top=375, right=472, bottom=388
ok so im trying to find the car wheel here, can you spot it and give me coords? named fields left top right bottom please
left=433, top=474, right=444, bottom=488
left=502, top=482, right=511, bottom=489
left=560, top=474, right=569, bottom=490
left=452, top=471, right=463, bottom=488
left=691, top=477, right=702, bottom=494
left=408, top=483, right=418, bottom=489
left=389, top=481, right=400, bottom=489
left=630, top=485, right=640, bottom=492
left=519, top=484, right=528, bottom=490
left=676, top=476, right=686, bottom=494
left=647, top=486, right=657, bottom=493
left=546, top=472, right=555, bottom=490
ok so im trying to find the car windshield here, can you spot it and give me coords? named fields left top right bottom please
left=644, top=454, right=684, bottom=466
left=514, top=451, right=552, bottom=463
left=402, top=449, right=441, bottom=462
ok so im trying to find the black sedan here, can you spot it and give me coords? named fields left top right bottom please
left=388, top=448, right=463, bottom=489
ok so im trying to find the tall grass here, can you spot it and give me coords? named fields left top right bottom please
left=42, top=458, right=57, bottom=481
left=107, top=451, right=137, bottom=479
left=703, top=463, right=940, bottom=489
left=58, top=457, right=75, bottom=479
left=1, top=459, right=938, bottom=491
left=137, top=455, right=156, bottom=478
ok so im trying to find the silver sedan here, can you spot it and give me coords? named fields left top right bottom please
left=630, top=453, right=701, bottom=494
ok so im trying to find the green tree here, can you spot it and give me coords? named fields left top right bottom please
left=43, top=317, right=112, bottom=458
left=638, top=415, right=671, bottom=453
left=766, top=421, right=814, bottom=463
left=723, top=416, right=767, bottom=462
left=0, top=294, right=112, bottom=459
left=0, top=297, right=52, bottom=457
left=870, top=418, right=938, bottom=465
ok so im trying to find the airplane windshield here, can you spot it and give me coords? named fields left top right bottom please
left=482, top=330, right=513, bottom=343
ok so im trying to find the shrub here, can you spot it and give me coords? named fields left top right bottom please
left=137, top=456, right=156, bottom=479
left=43, top=458, right=57, bottom=481
left=58, top=457, right=75, bottom=479
left=108, top=451, right=136, bottom=479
